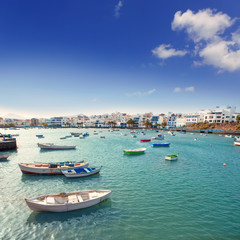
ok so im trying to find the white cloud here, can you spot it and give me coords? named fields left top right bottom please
left=199, top=40, right=240, bottom=72
left=152, top=44, right=187, bottom=59
left=126, top=89, right=156, bottom=97
left=114, top=1, right=123, bottom=18
left=185, top=86, right=195, bottom=92
left=154, top=8, right=240, bottom=72
left=174, top=86, right=195, bottom=93
left=174, top=87, right=182, bottom=93
left=172, top=9, right=234, bottom=42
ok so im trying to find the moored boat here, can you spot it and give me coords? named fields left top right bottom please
left=25, top=189, right=111, bottom=212
left=0, top=152, right=10, bottom=160
left=19, top=161, right=89, bottom=174
left=140, top=139, right=151, bottom=142
left=123, top=148, right=146, bottom=155
left=38, top=143, right=76, bottom=150
left=151, top=143, right=170, bottom=147
left=165, top=154, right=178, bottom=161
left=62, top=166, right=102, bottom=178
left=131, top=135, right=137, bottom=138
left=234, top=141, right=240, bottom=146
left=36, top=135, right=44, bottom=138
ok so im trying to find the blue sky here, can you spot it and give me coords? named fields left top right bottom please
left=0, top=0, right=239, bottom=118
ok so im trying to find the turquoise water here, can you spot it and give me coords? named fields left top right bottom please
left=1, top=129, right=240, bottom=240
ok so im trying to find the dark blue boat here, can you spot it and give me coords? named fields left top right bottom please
left=151, top=143, right=170, bottom=147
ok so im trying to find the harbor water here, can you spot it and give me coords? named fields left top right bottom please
left=0, top=128, right=240, bottom=240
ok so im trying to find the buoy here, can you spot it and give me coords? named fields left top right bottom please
left=223, top=163, right=226, bottom=166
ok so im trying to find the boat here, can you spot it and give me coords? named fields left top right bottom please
left=36, top=135, right=44, bottom=138
left=38, top=143, right=76, bottom=150
left=62, top=166, right=102, bottom=178
left=93, top=133, right=98, bottom=135
left=152, top=137, right=164, bottom=140
left=140, top=139, right=151, bottom=142
left=234, top=141, right=240, bottom=146
left=25, top=189, right=111, bottom=212
left=19, top=161, right=89, bottom=174
left=60, top=137, right=67, bottom=139
left=100, top=136, right=105, bottom=138
left=83, top=132, right=89, bottom=137
left=0, top=152, right=10, bottom=160
left=123, top=148, right=146, bottom=155
left=71, top=132, right=81, bottom=136
left=130, top=130, right=137, bottom=133
left=79, top=136, right=85, bottom=139
left=157, top=134, right=164, bottom=139
left=121, top=133, right=127, bottom=136
left=165, top=154, right=178, bottom=161
left=131, top=135, right=137, bottom=138
left=234, top=136, right=240, bottom=141
left=225, top=135, right=233, bottom=138
left=151, top=143, right=170, bottom=147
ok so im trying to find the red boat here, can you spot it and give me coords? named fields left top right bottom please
left=140, top=139, right=151, bottom=142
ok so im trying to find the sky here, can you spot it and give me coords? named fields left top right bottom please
left=0, top=0, right=240, bottom=118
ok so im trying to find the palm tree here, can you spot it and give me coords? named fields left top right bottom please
left=127, top=119, right=136, bottom=128
left=144, top=120, right=152, bottom=128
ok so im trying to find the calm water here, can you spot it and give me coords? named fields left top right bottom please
left=0, top=128, right=240, bottom=240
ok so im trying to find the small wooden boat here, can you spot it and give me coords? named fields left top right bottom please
left=157, top=134, right=164, bottom=139
left=165, top=154, right=178, bottom=161
left=140, top=139, right=151, bottom=142
left=152, top=137, right=163, bottom=140
left=130, top=130, right=137, bottom=133
left=100, top=136, right=105, bottom=138
left=131, top=135, right=137, bottom=138
left=123, top=148, right=146, bottom=155
left=151, top=143, right=170, bottom=147
left=38, top=143, right=76, bottom=150
left=60, top=137, right=67, bottom=139
left=36, top=135, right=44, bottom=138
left=62, top=166, right=102, bottom=178
left=0, top=152, right=10, bottom=160
left=234, top=141, right=240, bottom=146
left=19, top=161, right=89, bottom=174
left=25, top=189, right=111, bottom=212
left=121, top=133, right=127, bottom=136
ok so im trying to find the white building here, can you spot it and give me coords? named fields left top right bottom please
left=204, top=106, right=237, bottom=124
left=45, top=117, right=68, bottom=126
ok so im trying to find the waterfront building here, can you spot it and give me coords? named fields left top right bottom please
left=176, top=116, right=186, bottom=127
left=204, top=106, right=237, bottom=123
left=45, top=117, right=68, bottom=127
left=31, top=118, right=39, bottom=126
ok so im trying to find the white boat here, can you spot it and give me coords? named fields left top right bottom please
left=62, top=166, right=102, bottom=178
left=121, top=133, right=127, bottom=136
left=38, top=143, right=76, bottom=150
left=25, top=189, right=111, bottom=212
left=165, top=154, right=178, bottom=161
left=225, top=135, right=233, bottom=138
left=0, top=153, right=10, bottom=160
left=19, top=161, right=89, bottom=174
left=131, top=135, right=137, bottom=138
left=234, top=141, right=240, bottom=146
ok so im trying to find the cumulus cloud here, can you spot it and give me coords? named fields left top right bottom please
left=152, top=44, right=187, bottom=59
left=173, top=87, right=182, bottom=93
left=172, top=9, right=234, bottom=42
left=114, top=1, right=123, bottom=18
left=126, top=89, right=156, bottom=97
left=153, top=8, right=240, bottom=72
left=174, top=86, right=195, bottom=93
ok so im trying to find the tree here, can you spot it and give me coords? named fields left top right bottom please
left=42, top=123, right=47, bottom=127
left=126, top=119, right=136, bottom=128
left=236, top=116, right=240, bottom=123
left=161, top=122, right=167, bottom=127
left=144, top=120, right=152, bottom=128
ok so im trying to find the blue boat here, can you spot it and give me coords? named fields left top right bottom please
left=83, top=132, right=89, bottom=137
left=36, top=135, right=44, bottom=138
left=151, top=143, right=170, bottom=147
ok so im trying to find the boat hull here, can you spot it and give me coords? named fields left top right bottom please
left=0, top=153, right=10, bottom=159
left=62, top=168, right=101, bottom=178
left=25, top=190, right=111, bottom=212
left=19, top=162, right=89, bottom=175
left=38, top=143, right=76, bottom=150
left=151, top=143, right=170, bottom=147
left=234, top=141, right=240, bottom=146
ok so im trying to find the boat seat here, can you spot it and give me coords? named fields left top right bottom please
left=46, top=197, right=55, bottom=204
left=89, top=192, right=99, bottom=200
left=77, top=195, right=83, bottom=202
left=84, top=168, right=91, bottom=173
left=54, top=197, right=66, bottom=204
left=68, top=195, right=78, bottom=203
